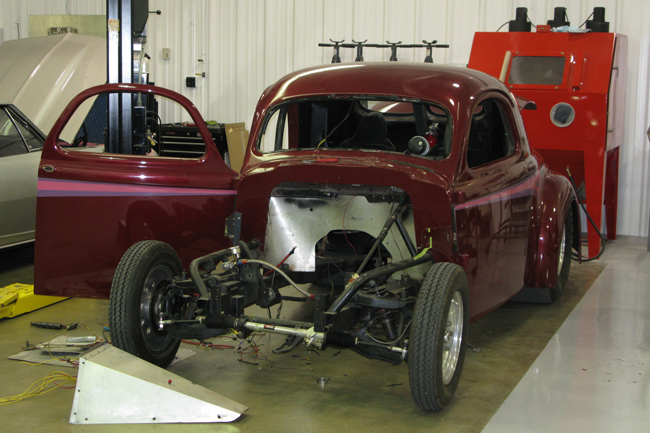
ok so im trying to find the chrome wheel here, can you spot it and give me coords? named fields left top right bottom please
left=557, top=225, right=566, bottom=277
left=442, top=291, right=464, bottom=385
left=409, top=262, right=470, bottom=412
left=547, top=207, right=573, bottom=303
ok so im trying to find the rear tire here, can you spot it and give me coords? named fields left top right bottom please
left=109, top=240, right=182, bottom=367
left=408, top=262, right=470, bottom=412
left=549, top=206, right=573, bottom=303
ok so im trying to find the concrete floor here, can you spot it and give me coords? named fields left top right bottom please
left=0, top=237, right=643, bottom=432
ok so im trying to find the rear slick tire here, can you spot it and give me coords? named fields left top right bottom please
left=408, top=262, right=470, bottom=412
left=109, top=240, right=182, bottom=368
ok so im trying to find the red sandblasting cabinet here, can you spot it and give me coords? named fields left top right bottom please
left=469, top=30, right=627, bottom=258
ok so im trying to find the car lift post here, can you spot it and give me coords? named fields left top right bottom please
left=106, top=0, right=150, bottom=154
left=107, top=0, right=133, bottom=154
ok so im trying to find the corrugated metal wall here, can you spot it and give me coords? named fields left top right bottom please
left=1, top=0, right=649, bottom=237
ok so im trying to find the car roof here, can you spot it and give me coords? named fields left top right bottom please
left=258, top=62, right=507, bottom=109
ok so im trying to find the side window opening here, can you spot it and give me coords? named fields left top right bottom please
left=0, top=108, right=28, bottom=157
left=60, top=92, right=228, bottom=162
left=467, top=99, right=516, bottom=169
left=260, top=108, right=288, bottom=152
left=14, top=118, right=43, bottom=152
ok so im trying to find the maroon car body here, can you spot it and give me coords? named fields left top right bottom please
left=238, top=63, right=579, bottom=317
left=34, top=64, right=579, bottom=411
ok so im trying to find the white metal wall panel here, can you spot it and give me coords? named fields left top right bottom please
left=383, top=1, right=415, bottom=63
left=264, top=0, right=294, bottom=86
left=1, top=0, right=649, bottom=238
left=293, top=0, right=325, bottom=70
left=234, top=0, right=268, bottom=126
left=415, top=1, right=452, bottom=64
left=204, top=0, right=238, bottom=124
left=353, top=0, right=385, bottom=62
left=322, top=0, right=354, bottom=64
left=614, top=0, right=650, bottom=237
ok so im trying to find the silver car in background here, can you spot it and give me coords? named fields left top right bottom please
left=0, top=32, right=106, bottom=250
left=0, top=103, right=45, bottom=249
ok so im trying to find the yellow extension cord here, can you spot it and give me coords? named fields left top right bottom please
left=0, top=322, right=103, bottom=406
left=0, top=371, right=77, bottom=406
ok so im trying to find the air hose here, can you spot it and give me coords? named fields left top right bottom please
left=566, top=167, right=606, bottom=261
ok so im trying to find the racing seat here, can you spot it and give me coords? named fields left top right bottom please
left=339, top=112, right=395, bottom=150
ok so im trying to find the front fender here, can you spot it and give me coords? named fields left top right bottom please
left=524, top=167, right=580, bottom=289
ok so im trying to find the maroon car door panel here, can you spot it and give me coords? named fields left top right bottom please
left=35, top=85, right=237, bottom=298
left=454, top=97, right=537, bottom=318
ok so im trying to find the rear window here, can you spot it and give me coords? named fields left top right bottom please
left=258, top=98, right=452, bottom=159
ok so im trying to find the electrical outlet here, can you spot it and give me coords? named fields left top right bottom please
left=186, top=77, right=196, bottom=88
left=162, top=47, right=170, bottom=60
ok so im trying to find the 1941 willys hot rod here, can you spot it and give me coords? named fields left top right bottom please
left=34, top=62, right=580, bottom=411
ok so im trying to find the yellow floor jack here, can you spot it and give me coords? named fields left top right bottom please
left=0, top=283, right=67, bottom=319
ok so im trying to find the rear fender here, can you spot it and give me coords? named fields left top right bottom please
left=524, top=168, right=580, bottom=288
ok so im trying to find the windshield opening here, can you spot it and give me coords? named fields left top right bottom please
left=258, top=98, right=452, bottom=159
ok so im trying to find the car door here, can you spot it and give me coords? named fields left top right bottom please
left=453, top=94, right=538, bottom=318
left=35, top=85, right=238, bottom=299
left=0, top=105, right=45, bottom=249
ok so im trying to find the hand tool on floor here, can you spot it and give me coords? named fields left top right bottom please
left=30, top=321, right=78, bottom=330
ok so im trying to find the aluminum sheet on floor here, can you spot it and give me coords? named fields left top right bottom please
left=70, top=345, right=247, bottom=424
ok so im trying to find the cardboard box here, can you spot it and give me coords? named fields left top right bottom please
left=224, top=123, right=249, bottom=173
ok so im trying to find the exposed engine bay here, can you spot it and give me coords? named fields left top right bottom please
left=109, top=184, right=436, bottom=369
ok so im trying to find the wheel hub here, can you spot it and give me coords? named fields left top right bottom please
left=442, top=291, right=463, bottom=385
left=140, top=265, right=175, bottom=350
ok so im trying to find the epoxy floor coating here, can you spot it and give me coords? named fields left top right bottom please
left=0, top=237, right=646, bottom=432
left=482, top=236, right=650, bottom=433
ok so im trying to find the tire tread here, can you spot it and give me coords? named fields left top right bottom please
left=409, top=262, right=468, bottom=412
left=108, top=240, right=181, bottom=367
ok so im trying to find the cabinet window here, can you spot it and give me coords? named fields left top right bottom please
left=508, top=56, right=565, bottom=85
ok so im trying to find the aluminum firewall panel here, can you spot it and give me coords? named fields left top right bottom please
left=263, top=194, right=416, bottom=272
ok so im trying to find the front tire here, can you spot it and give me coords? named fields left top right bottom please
left=408, top=262, right=470, bottom=412
left=109, top=240, right=182, bottom=367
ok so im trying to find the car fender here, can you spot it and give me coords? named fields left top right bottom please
left=524, top=166, right=580, bottom=289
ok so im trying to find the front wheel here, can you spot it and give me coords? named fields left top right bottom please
left=408, top=262, right=470, bottom=412
left=109, top=240, right=182, bottom=367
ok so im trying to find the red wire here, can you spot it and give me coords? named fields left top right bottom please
left=263, top=246, right=297, bottom=276
left=181, top=340, right=234, bottom=350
